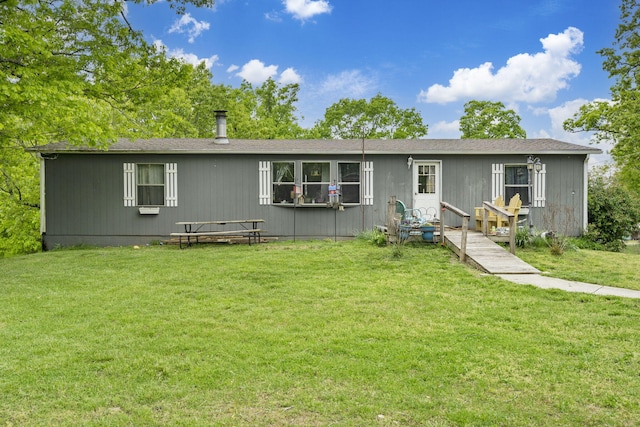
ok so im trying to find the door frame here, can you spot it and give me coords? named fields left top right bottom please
left=412, top=160, right=442, bottom=219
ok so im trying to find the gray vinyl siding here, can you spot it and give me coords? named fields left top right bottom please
left=43, top=154, right=377, bottom=247
left=382, top=153, right=587, bottom=235
left=42, top=152, right=589, bottom=248
left=436, top=154, right=587, bottom=234
left=537, top=155, right=586, bottom=234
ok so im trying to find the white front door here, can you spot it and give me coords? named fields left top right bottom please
left=413, top=161, right=441, bottom=220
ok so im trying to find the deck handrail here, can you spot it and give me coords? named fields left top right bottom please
left=482, top=201, right=516, bottom=254
left=440, top=202, right=471, bottom=262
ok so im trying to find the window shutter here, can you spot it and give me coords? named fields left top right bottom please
left=165, top=163, right=178, bottom=207
left=491, top=163, right=504, bottom=201
left=362, top=161, right=374, bottom=205
left=259, top=161, right=271, bottom=205
left=123, top=163, right=135, bottom=207
left=533, top=164, right=546, bottom=207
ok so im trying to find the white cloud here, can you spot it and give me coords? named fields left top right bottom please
left=168, top=13, right=210, bottom=43
left=531, top=98, right=614, bottom=166
left=283, top=0, right=332, bottom=21
left=153, top=40, right=218, bottom=69
left=279, top=67, right=302, bottom=84
left=531, top=98, right=599, bottom=143
left=236, top=59, right=279, bottom=83
left=418, top=27, right=584, bottom=105
left=294, top=70, right=377, bottom=127
left=320, top=70, right=376, bottom=97
left=546, top=99, right=591, bottom=139
left=233, top=60, right=302, bottom=85
left=265, top=11, right=283, bottom=22
left=429, top=120, right=461, bottom=138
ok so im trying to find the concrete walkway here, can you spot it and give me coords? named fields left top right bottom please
left=497, top=274, right=640, bottom=299
left=444, top=230, right=640, bottom=299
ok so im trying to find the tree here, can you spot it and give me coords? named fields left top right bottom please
left=312, top=94, right=428, bottom=139
left=459, top=100, right=526, bottom=139
left=582, top=169, right=640, bottom=251
left=563, top=0, right=640, bottom=192
left=224, top=79, right=307, bottom=139
left=142, top=61, right=231, bottom=138
left=0, top=0, right=215, bottom=255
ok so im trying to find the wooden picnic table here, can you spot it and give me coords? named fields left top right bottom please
left=171, top=219, right=264, bottom=248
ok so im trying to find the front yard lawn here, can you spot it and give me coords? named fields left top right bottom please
left=1, top=241, right=639, bottom=426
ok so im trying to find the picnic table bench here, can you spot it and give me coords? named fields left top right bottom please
left=171, top=219, right=264, bottom=248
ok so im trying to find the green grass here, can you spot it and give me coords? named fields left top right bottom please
left=624, top=241, right=640, bottom=255
left=517, top=243, right=640, bottom=290
left=1, top=241, right=640, bottom=426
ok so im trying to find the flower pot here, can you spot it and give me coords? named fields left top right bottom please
left=398, top=224, right=411, bottom=240
left=421, top=225, right=435, bottom=242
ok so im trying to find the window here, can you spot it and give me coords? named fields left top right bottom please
left=272, top=161, right=294, bottom=204
left=258, top=161, right=373, bottom=206
left=417, top=164, right=436, bottom=194
left=123, top=163, right=177, bottom=207
left=338, top=162, right=360, bottom=204
left=504, top=165, right=530, bottom=206
left=302, top=161, right=330, bottom=203
left=137, top=164, right=165, bottom=206
left=492, top=163, right=546, bottom=207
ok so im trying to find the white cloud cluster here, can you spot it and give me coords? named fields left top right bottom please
left=232, top=59, right=302, bottom=85
left=544, top=99, right=590, bottom=139
left=279, top=67, right=302, bottom=84
left=534, top=98, right=612, bottom=145
left=319, top=70, right=376, bottom=98
left=530, top=98, right=614, bottom=166
left=168, top=13, right=211, bottom=43
left=430, top=120, right=461, bottom=138
left=419, top=27, right=584, bottom=105
left=153, top=40, right=218, bottom=69
left=283, top=0, right=332, bottom=21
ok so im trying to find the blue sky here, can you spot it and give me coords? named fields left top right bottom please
left=127, top=0, right=620, bottom=166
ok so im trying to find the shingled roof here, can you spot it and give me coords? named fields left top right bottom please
left=28, top=138, right=602, bottom=155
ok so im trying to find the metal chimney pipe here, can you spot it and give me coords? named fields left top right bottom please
left=214, top=110, right=229, bottom=144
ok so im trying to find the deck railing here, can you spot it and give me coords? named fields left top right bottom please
left=481, top=202, right=516, bottom=254
left=439, top=202, right=471, bottom=262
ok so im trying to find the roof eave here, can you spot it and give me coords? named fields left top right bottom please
left=28, top=148, right=603, bottom=155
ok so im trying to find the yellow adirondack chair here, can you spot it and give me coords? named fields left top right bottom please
left=474, top=195, right=504, bottom=231
left=499, top=193, right=522, bottom=228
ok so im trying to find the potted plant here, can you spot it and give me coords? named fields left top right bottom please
left=420, top=222, right=435, bottom=242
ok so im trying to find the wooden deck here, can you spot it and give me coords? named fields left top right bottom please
left=444, top=230, right=540, bottom=274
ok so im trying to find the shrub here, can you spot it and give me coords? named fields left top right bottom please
left=357, top=228, right=387, bottom=247
left=515, top=227, right=533, bottom=248
left=586, top=176, right=640, bottom=252
left=539, top=231, right=574, bottom=256
left=576, top=225, right=626, bottom=252
left=0, top=197, right=41, bottom=257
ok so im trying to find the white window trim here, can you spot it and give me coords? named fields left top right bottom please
left=259, top=161, right=271, bottom=205
left=166, top=163, right=178, bottom=207
left=533, top=164, right=546, bottom=208
left=123, top=163, right=136, bottom=207
left=337, top=161, right=363, bottom=205
left=259, top=160, right=374, bottom=206
left=123, top=162, right=177, bottom=207
left=492, top=162, right=545, bottom=207
left=491, top=163, right=504, bottom=201
left=302, top=161, right=332, bottom=203
left=362, top=161, right=374, bottom=206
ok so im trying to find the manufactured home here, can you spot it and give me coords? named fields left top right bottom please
left=29, top=115, right=601, bottom=248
